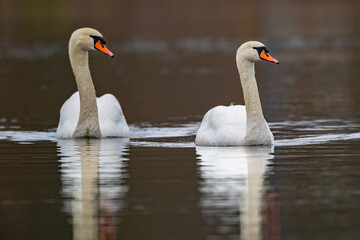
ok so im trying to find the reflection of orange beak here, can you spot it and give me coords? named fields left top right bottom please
left=260, top=50, right=279, bottom=64
left=95, top=40, right=114, bottom=57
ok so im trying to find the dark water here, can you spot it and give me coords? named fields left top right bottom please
left=1, top=0, right=360, bottom=240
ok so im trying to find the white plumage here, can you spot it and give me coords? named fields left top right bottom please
left=57, top=92, right=129, bottom=138
left=195, top=105, right=247, bottom=146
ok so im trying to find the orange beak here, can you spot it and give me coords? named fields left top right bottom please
left=95, top=40, right=114, bottom=57
left=260, top=50, right=279, bottom=64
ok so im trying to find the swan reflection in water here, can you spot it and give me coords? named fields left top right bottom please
left=196, top=146, right=278, bottom=240
left=58, top=138, right=129, bottom=240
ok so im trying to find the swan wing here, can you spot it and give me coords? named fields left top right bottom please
left=195, top=105, right=247, bottom=146
left=56, top=92, right=129, bottom=138
left=56, top=92, right=80, bottom=138
left=97, top=94, right=130, bottom=137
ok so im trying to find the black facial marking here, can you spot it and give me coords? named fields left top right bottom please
left=89, top=35, right=107, bottom=46
left=253, top=46, right=269, bottom=57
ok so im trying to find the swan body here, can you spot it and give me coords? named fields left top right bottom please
left=195, top=41, right=279, bottom=146
left=57, top=92, right=129, bottom=138
left=56, top=28, right=129, bottom=138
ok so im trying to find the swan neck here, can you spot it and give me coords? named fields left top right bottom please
left=237, top=59, right=264, bottom=119
left=69, top=42, right=101, bottom=137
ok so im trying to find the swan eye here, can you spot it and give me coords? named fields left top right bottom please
left=253, top=46, right=272, bottom=57
left=253, top=46, right=266, bottom=54
left=254, top=47, right=279, bottom=64
left=89, top=35, right=107, bottom=47
left=90, top=35, right=114, bottom=57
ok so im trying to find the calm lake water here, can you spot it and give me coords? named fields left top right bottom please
left=1, top=0, right=360, bottom=240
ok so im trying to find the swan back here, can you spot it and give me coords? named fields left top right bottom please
left=195, top=105, right=247, bottom=146
left=56, top=92, right=130, bottom=138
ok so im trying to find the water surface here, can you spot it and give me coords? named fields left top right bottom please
left=1, top=120, right=360, bottom=240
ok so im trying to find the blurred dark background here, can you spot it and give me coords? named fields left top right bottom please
left=0, top=0, right=359, bottom=130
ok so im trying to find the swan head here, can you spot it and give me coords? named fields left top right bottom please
left=70, top=28, right=114, bottom=57
left=237, top=41, right=279, bottom=64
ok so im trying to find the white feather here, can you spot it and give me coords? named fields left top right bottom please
left=195, top=105, right=247, bottom=146
left=56, top=92, right=129, bottom=138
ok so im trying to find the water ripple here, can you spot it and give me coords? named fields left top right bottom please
left=0, top=120, right=359, bottom=147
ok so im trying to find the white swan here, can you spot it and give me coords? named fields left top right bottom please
left=56, top=28, right=129, bottom=138
left=195, top=41, right=279, bottom=146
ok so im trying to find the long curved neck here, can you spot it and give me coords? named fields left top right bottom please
left=237, top=57, right=273, bottom=145
left=237, top=58, right=264, bottom=120
left=69, top=42, right=101, bottom=138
